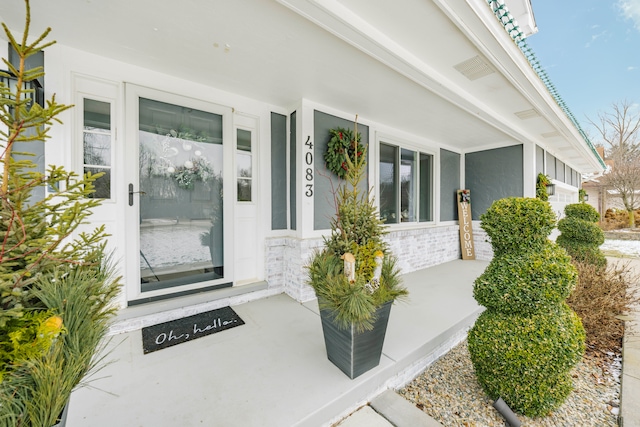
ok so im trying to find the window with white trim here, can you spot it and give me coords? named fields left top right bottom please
left=379, top=142, right=433, bottom=224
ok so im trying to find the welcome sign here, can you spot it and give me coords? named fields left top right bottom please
left=142, top=306, right=244, bottom=354
left=457, top=189, right=475, bottom=260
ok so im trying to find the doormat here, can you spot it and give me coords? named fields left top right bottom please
left=142, top=306, right=244, bottom=354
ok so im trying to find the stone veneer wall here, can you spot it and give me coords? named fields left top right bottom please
left=472, top=228, right=493, bottom=261
left=385, top=226, right=461, bottom=272
left=266, top=224, right=493, bottom=303
left=265, top=236, right=323, bottom=303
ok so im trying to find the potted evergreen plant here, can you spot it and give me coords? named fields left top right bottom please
left=0, top=2, right=120, bottom=425
left=307, top=121, right=407, bottom=379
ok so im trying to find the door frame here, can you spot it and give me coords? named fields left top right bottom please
left=233, top=112, right=261, bottom=285
left=123, top=84, right=234, bottom=304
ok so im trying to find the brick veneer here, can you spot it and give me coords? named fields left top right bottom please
left=265, top=224, right=493, bottom=303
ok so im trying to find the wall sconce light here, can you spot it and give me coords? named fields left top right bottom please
left=583, top=194, right=589, bottom=201
left=546, top=183, right=556, bottom=196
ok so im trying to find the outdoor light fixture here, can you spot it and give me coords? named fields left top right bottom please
left=546, top=183, right=556, bottom=196
left=493, top=398, right=521, bottom=427
left=583, top=194, right=589, bottom=201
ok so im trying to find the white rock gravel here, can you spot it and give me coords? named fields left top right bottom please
left=399, top=341, right=619, bottom=427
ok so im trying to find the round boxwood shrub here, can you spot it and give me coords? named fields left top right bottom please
left=564, top=203, right=600, bottom=223
left=557, top=217, right=605, bottom=245
left=473, top=243, right=576, bottom=315
left=468, top=303, right=585, bottom=417
left=557, top=203, right=606, bottom=268
left=468, top=197, right=585, bottom=417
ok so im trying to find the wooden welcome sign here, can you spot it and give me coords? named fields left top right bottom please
left=457, top=189, right=475, bottom=260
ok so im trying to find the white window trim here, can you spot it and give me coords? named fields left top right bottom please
left=374, top=133, right=437, bottom=228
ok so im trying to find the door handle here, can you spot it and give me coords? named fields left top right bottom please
left=128, top=183, right=146, bottom=206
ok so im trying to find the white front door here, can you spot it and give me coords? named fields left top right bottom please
left=123, top=84, right=233, bottom=303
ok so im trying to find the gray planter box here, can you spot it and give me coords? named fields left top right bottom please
left=319, top=301, right=392, bottom=379
left=52, top=400, right=69, bottom=427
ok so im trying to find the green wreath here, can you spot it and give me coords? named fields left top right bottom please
left=172, top=157, right=214, bottom=190
left=324, top=127, right=364, bottom=179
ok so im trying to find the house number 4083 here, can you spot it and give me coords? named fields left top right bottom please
left=304, top=136, right=313, bottom=197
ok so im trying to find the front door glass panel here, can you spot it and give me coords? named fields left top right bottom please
left=138, top=98, right=224, bottom=292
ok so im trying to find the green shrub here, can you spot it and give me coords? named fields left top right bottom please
left=556, top=237, right=607, bottom=269
left=557, top=217, right=604, bottom=245
left=0, top=311, right=61, bottom=382
left=468, top=303, right=585, bottom=417
left=564, top=203, right=600, bottom=223
left=468, top=197, right=585, bottom=417
left=480, top=197, right=556, bottom=255
left=473, top=243, right=576, bottom=315
left=0, top=261, right=119, bottom=427
left=557, top=203, right=605, bottom=268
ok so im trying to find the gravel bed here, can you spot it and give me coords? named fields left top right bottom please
left=399, top=341, right=620, bottom=427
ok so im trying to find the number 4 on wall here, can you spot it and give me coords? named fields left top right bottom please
left=304, top=136, right=314, bottom=198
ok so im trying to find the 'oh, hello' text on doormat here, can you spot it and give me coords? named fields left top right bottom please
left=142, top=306, right=244, bottom=354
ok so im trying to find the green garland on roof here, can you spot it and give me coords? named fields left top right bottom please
left=486, top=0, right=606, bottom=169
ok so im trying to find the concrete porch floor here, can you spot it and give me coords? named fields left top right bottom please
left=66, top=259, right=488, bottom=427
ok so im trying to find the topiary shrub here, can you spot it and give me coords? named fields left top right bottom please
left=476, top=197, right=556, bottom=256
left=468, top=197, right=585, bottom=417
left=469, top=304, right=584, bottom=416
left=473, top=245, right=576, bottom=314
left=564, top=203, right=600, bottom=223
left=557, top=203, right=606, bottom=268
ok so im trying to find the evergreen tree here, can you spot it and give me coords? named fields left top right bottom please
left=1, top=2, right=120, bottom=425
left=308, top=123, right=406, bottom=331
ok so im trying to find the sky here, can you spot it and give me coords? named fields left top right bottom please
left=525, top=0, right=640, bottom=144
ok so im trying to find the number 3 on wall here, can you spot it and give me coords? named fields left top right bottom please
left=304, top=136, right=313, bottom=197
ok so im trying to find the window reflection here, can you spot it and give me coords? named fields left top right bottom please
left=379, top=142, right=433, bottom=224
left=138, top=98, right=224, bottom=292
left=236, top=129, right=252, bottom=202
left=83, top=99, right=112, bottom=199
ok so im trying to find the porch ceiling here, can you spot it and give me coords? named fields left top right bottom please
left=0, top=0, right=603, bottom=173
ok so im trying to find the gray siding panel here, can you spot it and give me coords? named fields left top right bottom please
left=465, top=145, right=523, bottom=220
left=440, top=149, right=460, bottom=221
left=290, top=111, right=297, bottom=230
left=313, top=111, right=369, bottom=231
left=546, top=152, right=556, bottom=179
left=271, top=112, right=287, bottom=230
left=536, top=145, right=545, bottom=176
